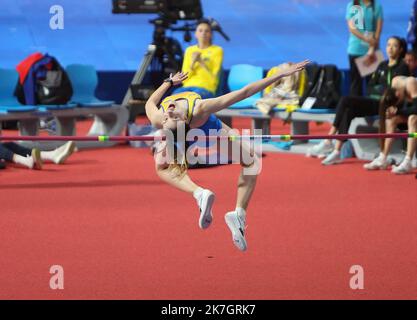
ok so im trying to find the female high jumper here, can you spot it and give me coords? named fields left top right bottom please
left=145, top=60, right=309, bottom=251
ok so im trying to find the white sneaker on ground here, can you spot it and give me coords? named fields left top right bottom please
left=224, top=211, right=247, bottom=251
left=306, top=140, right=334, bottom=158
left=321, top=150, right=342, bottom=165
left=54, top=141, right=75, bottom=164
left=391, top=159, right=412, bottom=175
left=363, top=154, right=389, bottom=170
left=25, top=155, right=35, bottom=169
left=196, top=189, right=215, bottom=229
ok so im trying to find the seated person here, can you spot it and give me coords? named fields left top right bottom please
left=255, top=62, right=307, bottom=114
left=306, top=36, right=410, bottom=164
left=363, top=76, right=417, bottom=174
left=405, top=50, right=417, bottom=77
left=173, top=19, right=223, bottom=99
left=0, top=141, right=75, bottom=169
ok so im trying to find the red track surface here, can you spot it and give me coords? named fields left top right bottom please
left=1, top=118, right=416, bottom=299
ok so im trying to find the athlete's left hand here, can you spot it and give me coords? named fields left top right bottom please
left=281, top=60, right=310, bottom=77
left=170, top=72, right=189, bottom=86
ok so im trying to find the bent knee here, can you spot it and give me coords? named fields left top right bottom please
left=240, top=154, right=261, bottom=175
left=408, top=114, right=417, bottom=125
left=240, top=152, right=260, bottom=166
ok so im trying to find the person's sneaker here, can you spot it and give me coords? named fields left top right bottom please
left=196, top=189, right=215, bottom=229
left=306, top=140, right=334, bottom=158
left=54, top=141, right=75, bottom=164
left=31, top=148, right=42, bottom=170
left=224, top=211, right=247, bottom=251
left=363, top=154, right=388, bottom=170
left=391, top=159, right=412, bottom=175
left=321, top=150, right=342, bottom=165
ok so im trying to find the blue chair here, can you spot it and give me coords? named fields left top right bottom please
left=0, top=68, right=37, bottom=113
left=66, top=64, right=114, bottom=107
left=227, top=64, right=263, bottom=109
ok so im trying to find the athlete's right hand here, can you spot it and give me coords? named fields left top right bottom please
left=170, top=72, right=189, bottom=86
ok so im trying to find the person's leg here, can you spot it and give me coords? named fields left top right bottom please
left=323, top=97, right=379, bottom=165
left=306, top=106, right=340, bottom=158
left=155, top=164, right=199, bottom=194
left=392, top=115, right=417, bottom=174
left=406, top=115, right=417, bottom=159
left=0, top=142, right=40, bottom=169
left=382, top=116, right=406, bottom=156
left=332, top=96, right=351, bottom=130
left=154, top=140, right=214, bottom=229
left=2, top=142, right=42, bottom=170
left=221, top=122, right=258, bottom=210
left=221, top=122, right=259, bottom=251
left=0, top=143, right=15, bottom=162
left=322, top=97, right=355, bottom=164
left=313, top=96, right=360, bottom=159
left=40, top=141, right=75, bottom=164
left=364, top=115, right=407, bottom=170
left=349, top=55, right=363, bottom=96
left=2, top=142, right=31, bottom=157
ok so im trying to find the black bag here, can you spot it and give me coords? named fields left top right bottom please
left=37, top=58, right=73, bottom=105
left=15, top=56, right=73, bottom=105
left=300, top=63, right=322, bottom=105
left=302, top=64, right=341, bottom=109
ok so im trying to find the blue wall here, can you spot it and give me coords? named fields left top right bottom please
left=0, top=0, right=413, bottom=70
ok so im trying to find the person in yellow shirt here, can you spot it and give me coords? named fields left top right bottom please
left=173, top=19, right=224, bottom=98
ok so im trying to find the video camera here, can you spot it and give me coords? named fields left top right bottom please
left=112, top=0, right=203, bottom=22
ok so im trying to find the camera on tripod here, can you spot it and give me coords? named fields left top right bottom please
left=113, top=0, right=204, bottom=80
left=112, top=0, right=203, bottom=21
left=112, top=0, right=229, bottom=123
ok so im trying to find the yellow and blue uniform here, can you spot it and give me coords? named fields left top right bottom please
left=160, top=92, right=223, bottom=145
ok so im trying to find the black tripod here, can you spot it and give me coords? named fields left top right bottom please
left=121, top=17, right=185, bottom=108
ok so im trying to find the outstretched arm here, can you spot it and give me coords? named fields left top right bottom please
left=197, top=60, right=310, bottom=114
left=145, top=72, right=188, bottom=127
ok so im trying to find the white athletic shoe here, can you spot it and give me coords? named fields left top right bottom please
left=391, top=159, right=412, bottom=175
left=306, top=140, right=334, bottom=158
left=224, top=211, right=247, bottom=251
left=363, top=154, right=389, bottom=170
left=54, top=141, right=75, bottom=164
left=196, top=189, right=215, bottom=229
left=321, top=150, right=342, bottom=165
